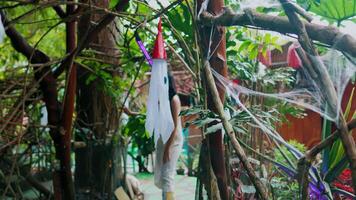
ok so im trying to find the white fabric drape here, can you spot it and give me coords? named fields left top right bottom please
left=145, top=59, right=174, bottom=146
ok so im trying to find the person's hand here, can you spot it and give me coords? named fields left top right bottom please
left=163, top=128, right=177, bottom=163
left=163, top=146, right=170, bottom=164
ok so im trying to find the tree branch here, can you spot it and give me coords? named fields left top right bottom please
left=199, top=8, right=356, bottom=57
left=283, top=0, right=313, bottom=22
left=306, top=119, right=356, bottom=159
left=1, top=10, right=70, bottom=200
left=53, top=5, right=66, bottom=18
left=0, top=11, right=60, bottom=141
left=25, top=175, right=53, bottom=199
left=53, top=0, right=130, bottom=77
left=296, top=119, right=356, bottom=200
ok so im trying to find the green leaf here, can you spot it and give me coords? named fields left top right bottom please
left=249, top=45, right=259, bottom=60
left=166, top=3, right=193, bottom=39
left=238, top=40, right=252, bottom=52
left=109, top=0, right=119, bottom=9
left=261, top=45, right=268, bottom=57
left=227, top=40, right=237, bottom=48
left=343, top=87, right=355, bottom=119
left=325, top=156, right=348, bottom=182
left=298, top=0, right=356, bottom=23
left=264, top=33, right=271, bottom=44
left=85, top=74, right=97, bottom=85
left=109, top=0, right=129, bottom=10
left=180, top=106, right=207, bottom=116
left=192, top=117, right=220, bottom=127
left=206, top=123, right=223, bottom=134
left=328, top=87, right=355, bottom=170
left=271, top=36, right=279, bottom=44
left=328, top=140, right=344, bottom=169
left=232, top=125, right=248, bottom=135
left=247, top=43, right=257, bottom=52
left=273, top=44, right=283, bottom=52
left=137, top=3, right=151, bottom=16
left=321, top=117, right=332, bottom=171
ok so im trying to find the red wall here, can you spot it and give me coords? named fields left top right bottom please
left=278, top=82, right=356, bottom=148
left=278, top=110, right=322, bottom=148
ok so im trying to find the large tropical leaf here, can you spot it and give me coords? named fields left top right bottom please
left=297, top=0, right=356, bottom=23
left=321, top=117, right=332, bottom=174
left=165, top=2, right=193, bottom=40
left=325, top=156, right=348, bottom=182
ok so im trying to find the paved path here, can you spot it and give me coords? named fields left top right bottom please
left=136, top=173, right=197, bottom=200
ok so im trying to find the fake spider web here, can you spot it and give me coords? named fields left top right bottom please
left=210, top=35, right=355, bottom=198
left=213, top=43, right=355, bottom=149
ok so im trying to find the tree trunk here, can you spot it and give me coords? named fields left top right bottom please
left=58, top=1, right=77, bottom=199
left=197, top=0, right=229, bottom=199
left=75, top=0, right=122, bottom=198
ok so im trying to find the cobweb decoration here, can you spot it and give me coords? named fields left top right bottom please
left=324, top=49, right=356, bottom=120
left=217, top=46, right=355, bottom=123
left=210, top=39, right=355, bottom=197
left=213, top=69, right=303, bottom=156
left=213, top=47, right=355, bottom=144
left=213, top=67, right=324, bottom=190
left=229, top=0, right=356, bottom=122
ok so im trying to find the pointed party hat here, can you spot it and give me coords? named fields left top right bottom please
left=152, top=18, right=167, bottom=59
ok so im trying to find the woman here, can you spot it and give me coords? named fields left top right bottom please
left=154, top=74, right=183, bottom=200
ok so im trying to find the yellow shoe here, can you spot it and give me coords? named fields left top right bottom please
left=164, top=192, right=175, bottom=200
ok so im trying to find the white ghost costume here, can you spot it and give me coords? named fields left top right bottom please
left=145, top=59, right=175, bottom=145
left=145, top=59, right=183, bottom=194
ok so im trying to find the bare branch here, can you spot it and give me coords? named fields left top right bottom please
left=283, top=0, right=313, bottom=22
left=306, top=119, right=356, bottom=159
left=199, top=8, right=356, bottom=57
left=53, top=0, right=130, bottom=77
left=53, top=5, right=66, bottom=18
